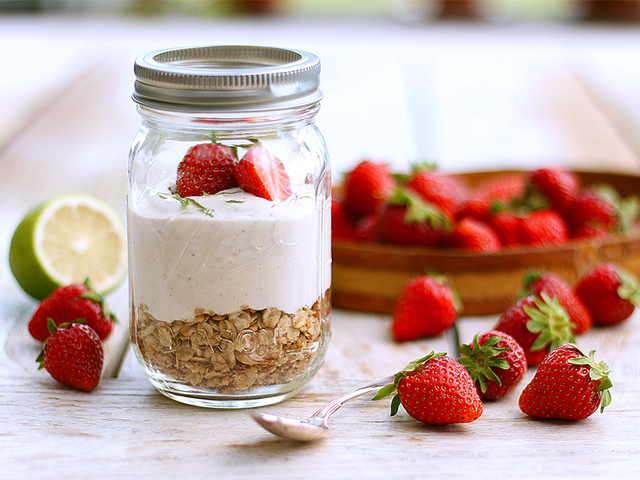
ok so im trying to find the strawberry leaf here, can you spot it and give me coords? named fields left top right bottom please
left=390, top=395, right=402, bottom=417
left=373, top=352, right=447, bottom=414
left=617, top=196, right=640, bottom=232
left=567, top=344, right=613, bottom=413
left=82, top=278, right=117, bottom=324
left=389, top=186, right=450, bottom=230
left=616, top=267, right=640, bottom=306
left=371, top=383, right=397, bottom=401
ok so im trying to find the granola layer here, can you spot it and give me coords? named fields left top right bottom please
left=133, top=300, right=323, bottom=392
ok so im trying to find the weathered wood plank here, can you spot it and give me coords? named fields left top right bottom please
left=1, top=374, right=638, bottom=480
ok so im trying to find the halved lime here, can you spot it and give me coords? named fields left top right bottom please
left=9, top=192, right=127, bottom=300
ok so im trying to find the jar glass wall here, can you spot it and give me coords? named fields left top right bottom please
left=127, top=46, right=331, bottom=408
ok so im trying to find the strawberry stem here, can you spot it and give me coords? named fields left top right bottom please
left=82, top=278, right=118, bottom=324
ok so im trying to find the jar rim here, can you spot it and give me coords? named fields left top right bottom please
left=132, top=45, right=322, bottom=112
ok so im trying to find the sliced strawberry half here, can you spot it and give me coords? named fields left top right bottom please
left=236, top=145, right=293, bottom=201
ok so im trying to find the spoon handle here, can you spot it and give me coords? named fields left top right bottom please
left=311, top=375, right=395, bottom=423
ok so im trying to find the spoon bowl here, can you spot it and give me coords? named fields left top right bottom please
left=250, top=412, right=329, bottom=442
left=251, top=375, right=394, bottom=442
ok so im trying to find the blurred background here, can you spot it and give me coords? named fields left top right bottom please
left=2, top=0, right=640, bottom=181
left=1, top=0, right=640, bottom=21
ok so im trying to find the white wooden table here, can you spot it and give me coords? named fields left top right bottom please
left=2, top=13, right=640, bottom=479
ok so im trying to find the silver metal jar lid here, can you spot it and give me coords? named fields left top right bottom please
left=133, top=45, right=322, bottom=112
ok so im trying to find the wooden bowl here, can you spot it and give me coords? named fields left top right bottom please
left=331, top=170, right=640, bottom=316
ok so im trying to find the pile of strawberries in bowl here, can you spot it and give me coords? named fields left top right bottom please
left=332, top=160, right=639, bottom=252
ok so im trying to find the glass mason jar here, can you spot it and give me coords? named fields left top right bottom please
left=127, top=46, right=331, bottom=408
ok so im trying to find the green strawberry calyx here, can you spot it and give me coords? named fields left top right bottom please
left=593, top=183, right=640, bottom=233
left=388, top=186, right=450, bottom=231
left=616, top=267, right=640, bottom=306
left=524, top=292, right=576, bottom=352
left=515, top=269, right=545, bottom=300
left=372, top=351, right=446, bottom=416
left=81, top=278, right=118, bottom=324
left=457, top=333, right=510, bottom=394
left=566, top=343, right=613, bottom=413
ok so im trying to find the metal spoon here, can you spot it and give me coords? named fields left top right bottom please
left=250, top=375, right=394, bottom=442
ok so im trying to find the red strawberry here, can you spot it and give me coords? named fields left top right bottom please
left=405, top=168, right=466, bottom=220
left=28, top=279, right=116, bottom=342
left=376, top=205, right=446, bottom=246
left=376, top=187, right=450, bottom=246
left=520, top=270, right=592, bottom=334
left=37, top=319, right=104, bottom=392
left=331, top=199, right=378, bottom=242
left=569, top=185, right=639, bottom=237
left=343, top=160, right=394, bottom=218
left=235, top=144, right=292, bottom=201
left=373, top=352, right=482, bottom=424
left=458, top=330, right=527, bottom=400
left=391, top=274, right=460, bottom=341
left=447, top=217, right=501, bottom=253
left=575, top=262, right=640, bottom=326
left=353, top=212, right=378, bottom=242
left=493, top=294, right=575, bottom=366
left=458, top=173, right=525, bottom=222
left=489, top=210, right=523, bottom=247
left=526, top=168, right=579, bottom=216
left=518, top=343, right=612, bottom=420
left=475, top=173, right=526, bottom=202
left=331, top=198, right=359, bottom=241
left=568, top=187, right=618, bottom=234
left=520, top=209, right=568, bottom=247
left=176, top=142, right=238, bottom=197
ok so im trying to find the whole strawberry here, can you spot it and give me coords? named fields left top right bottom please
left=447, top=217, right=501, bottom=253
left=28, top=278, right=116, bottom=342
left=391, top=274, right=460, bottom=341
left=493, top=293, right=575, bottom=366
left=405, top=165, right=467, bottom=220
left=373, top=352, right=482, bottom=425
left=520, top=270, right=592, bottom=334
left=519, top=209, right=568, bottom=247
left=575, top=263, right=640, bottom=326
left=37, top=319, right=104, bottom=392
left=526, top=167, right=579, bottom=216
left=235, top=144, right=292, bottom=201
left=519, top=343, right=612, bottom=420
left=458, top=330, right=527, bottom=400
left=343, top=160, right=394, bottom=218
left=489, top=210, right=523, bottom=247
left=176, top=142, right=238, bottom=197
left=567, top=187, right=618, bottom=235
left=376, top=187, right=450, bottom=247
left=457, top=173, right=525, bottom=222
